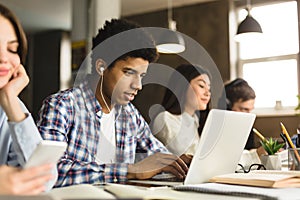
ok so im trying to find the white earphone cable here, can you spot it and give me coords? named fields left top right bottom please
left=100, top=73, right=111, bottom=113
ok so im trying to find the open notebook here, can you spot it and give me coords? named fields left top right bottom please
left=130, top=109, right=256, bottom=186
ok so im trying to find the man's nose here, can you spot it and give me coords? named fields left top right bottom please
left=131, top=76, right=142, bottom=91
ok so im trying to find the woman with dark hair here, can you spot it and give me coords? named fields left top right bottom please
left=151, top=64, right=211, bottom=156
left=0, top=4, right=55, bottom=194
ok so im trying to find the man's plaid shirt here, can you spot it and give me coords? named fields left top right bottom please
left=36, top=80, right=168, bottom=187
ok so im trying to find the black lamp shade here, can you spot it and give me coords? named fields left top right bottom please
left=237, top=14, right=262, bottom=34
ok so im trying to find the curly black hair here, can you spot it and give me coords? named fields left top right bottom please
left=91, top=19, right=158, bottom=74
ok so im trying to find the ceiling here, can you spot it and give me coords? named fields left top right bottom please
left=121, top=0, right=215, bottom=16
left=0, top=0, right=214, bottom=33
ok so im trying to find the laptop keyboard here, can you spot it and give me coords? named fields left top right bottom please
left=151, top=173, right=183, bottom=182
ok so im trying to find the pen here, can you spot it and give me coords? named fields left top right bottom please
left=280, top=132, right=288, bottom=148
left=280, top=122, right=300, bottom=163
left=253, top=128, right=267, bottom=142
left=297, top=131, right=300, bottom=147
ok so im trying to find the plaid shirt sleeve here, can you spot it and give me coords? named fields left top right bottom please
left=127, top=104, right=169, bottom=156
left=36, top=92, right=128, bottom=187
left=56, top=159, right=128, bottom=186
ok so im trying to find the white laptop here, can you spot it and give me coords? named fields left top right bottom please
left=129, top=109, right=256, bottom=186
left=184, top=109, right=256, bottom=184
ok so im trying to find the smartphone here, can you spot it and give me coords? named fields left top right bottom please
left=24, top=140, right=67, bottom=168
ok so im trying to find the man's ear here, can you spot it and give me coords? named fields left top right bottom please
left=95, top=59, right=107, bottom=76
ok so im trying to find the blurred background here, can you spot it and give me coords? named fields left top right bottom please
left=1, top=0, right=299, bottom=146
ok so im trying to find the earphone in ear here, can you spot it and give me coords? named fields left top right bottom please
left=99, top=66, right=105, bottom=76
left=96, top=59, right=106, bottom=76
left=95, top=59, right=111, bottom=112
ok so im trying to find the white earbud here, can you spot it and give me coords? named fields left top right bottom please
left=96, top=59, right=106, bottom=76
left=99, top=66, right=104, bottom=76
left=95, top=59, right=111, bottom=112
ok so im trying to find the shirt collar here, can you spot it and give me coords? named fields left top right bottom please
left=79, top=79, right=128, bottom=120
left=79, top=80, right=102, bottom=115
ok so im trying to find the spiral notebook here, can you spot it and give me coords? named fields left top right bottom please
left=174, top=183, right=279, bottom=200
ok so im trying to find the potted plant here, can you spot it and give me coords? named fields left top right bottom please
left=260, top=137, right=284, bottom=170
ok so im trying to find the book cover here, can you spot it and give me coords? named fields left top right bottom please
left=209, top=170, right=300, bottom=188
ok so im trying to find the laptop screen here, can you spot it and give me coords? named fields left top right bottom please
left=184, top=109, right=256, bottom=185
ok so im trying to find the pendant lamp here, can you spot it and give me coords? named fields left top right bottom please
left=156, top=0, right=185, bottom=54
left=235, top=0, right=263, bottom=42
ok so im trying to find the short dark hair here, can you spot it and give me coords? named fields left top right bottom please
left=91, top=18, right=158, bottom=74
left=225, top=78, right=256, bottom=110
left=0, top=4, right=27, bottom=64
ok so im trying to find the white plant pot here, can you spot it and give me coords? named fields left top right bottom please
left=260, top=155, right=282, bottom=170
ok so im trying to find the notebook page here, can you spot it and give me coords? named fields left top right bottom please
left=174, top=183, right=300, bottom=200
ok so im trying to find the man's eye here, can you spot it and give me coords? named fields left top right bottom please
left=125, top=70, right=135, bottom=75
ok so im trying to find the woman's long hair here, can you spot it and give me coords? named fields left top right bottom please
left=159, top=64, right=211, bottom=135
left=0, top=4, right=27, bottom=64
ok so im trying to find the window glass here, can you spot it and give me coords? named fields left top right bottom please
left=239, top=1, right=299, bottom=59
left=238, top=1, right=299, bottom=108
left=243, top=59, right=298, bottom=108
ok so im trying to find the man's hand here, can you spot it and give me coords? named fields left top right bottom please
left=256, top=146, right=267, bottom=157
left=180, top=154, right=193, bottom=167
left=127, top=152, right=189, bottom=180
left=0, top=164, right=53, bottom=195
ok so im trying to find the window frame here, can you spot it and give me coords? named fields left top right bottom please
left=233, top=0, right=300, bottom=116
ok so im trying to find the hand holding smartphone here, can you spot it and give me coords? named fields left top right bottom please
left=24, top=140, right=67, bottom=168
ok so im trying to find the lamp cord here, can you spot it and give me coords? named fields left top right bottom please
left=167, top=0, right=177, bottom=31
left=246, top=0, right=251, bottom=12
left=168, top=0, right=172, bottom=22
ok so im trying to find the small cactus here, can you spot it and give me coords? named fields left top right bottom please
left=260, top=137, right=284, bottom=155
